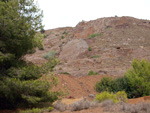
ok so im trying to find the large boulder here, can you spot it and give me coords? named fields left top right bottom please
left=59, top=39, right=88, bottom=62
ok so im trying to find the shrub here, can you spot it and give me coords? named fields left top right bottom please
left=95, top=59, right=150, bottom=98
left=88, top=33, right=102, bottom=38
left=95, top=77, right=113, bottom=92
left=91, top=55, right=100, bottom=58
left=124, top=59, right=150, bottom=98
left=60, top=72, right=71, bottom=75
left=88, top=47, right=92, bottom=51
left=88, top=70, right=98, bottom=75
left=111, top=76, right=128, bottom=92
left=61, top=36, right=65, bottom=39
left=115, top=91, right=128, bottom=102
left=62, top=31, right=68, bottom=35
left=43, top=51, right=56, bottom=60
left=95, top=91, right=127, bottom=103
left=20, top=107, right=54, bottom=113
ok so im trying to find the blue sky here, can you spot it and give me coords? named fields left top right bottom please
left=36, top=0, right=150, bottom=30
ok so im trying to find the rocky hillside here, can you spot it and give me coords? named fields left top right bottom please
left=25, top=16, right=150, bottom=76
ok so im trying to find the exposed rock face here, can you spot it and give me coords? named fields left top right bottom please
left=25, top=16, right=150, bottom=76
left=59, top=39, right=88, bottom=62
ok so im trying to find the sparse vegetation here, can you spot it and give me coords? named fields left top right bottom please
left=20, top=107, right=54, bottom=113
left=88, top=47, right=92, bottom=51
left=105, top=26, right=112, bottom=29
left=88, top=70, right=98, bottom=75
left=95, top=59, right=150, bottom=98
left=60, top=72, right=71, bottom=75
left=62, top=31, right=68, bottom=35
left=91, top=55, right=100, bottom=58
left=43, top=51, right=56, bottom=60
left=61, top=35, right=65, bottom=39
left=88, top=33, right=102, bottom=38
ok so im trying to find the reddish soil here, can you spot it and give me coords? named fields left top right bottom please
left=52, top=74, right=113, bottom=98
left=128, top=96, right=150, bottom=104
left=51, top=74, right=150, bottom=113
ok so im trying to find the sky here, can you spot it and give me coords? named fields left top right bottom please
left=36, top=0, right=150, bottom=30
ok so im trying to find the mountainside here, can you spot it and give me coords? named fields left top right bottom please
left=25, top=16, right=150, bottom=76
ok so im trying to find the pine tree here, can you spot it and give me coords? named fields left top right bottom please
left=0, top=0, right=60, bottom=109
left=0, top=0, right=43, bottom=68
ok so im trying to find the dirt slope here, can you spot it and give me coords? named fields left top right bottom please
left=25, top=16, right=150, bottom=77
left=51, top=74, right=150, bottom=113
left=52, top=74, right=113, bottom=98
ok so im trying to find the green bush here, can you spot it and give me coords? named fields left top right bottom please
left=95, top=59, right=150, bottom=98
left=95, top=91, right=127, bottom=103
left=95, top=77, right=113, bottom=92
left=20, top=107, right=54, bottom=113
left=43, top=51, right=56, bottom=60
left=124, top=59, right=150, bottom=98
left=88, top=70, right=98, bottom=75
left=88, top=47, right=92, bottom=51
left=62, top=31, right=68, bottom=35
left=115, top=91, right=128, bottom=102
left=60, top=72, right=71, bottom=75
left=111, top=77, right=128, bottom=93
left=91, top=55, right=100, bottom=58
left=61, top=36, right=65, bottom=39
left=88, top=33, right=102, bottom=38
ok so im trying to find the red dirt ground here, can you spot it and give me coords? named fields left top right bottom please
left=52, top=74, right=113, bottom=98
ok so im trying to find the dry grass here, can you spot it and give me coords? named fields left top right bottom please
left=100, top=101, right=150, bottom=113
left=53, top=98, right=98, bottom=112
left=100, top=99, right=114, bottom=107
left=53, top=101, right=68, bottom=112
left=120, top=102, right=150, bottom=113
left=69, top=99, right=98, bottom=111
